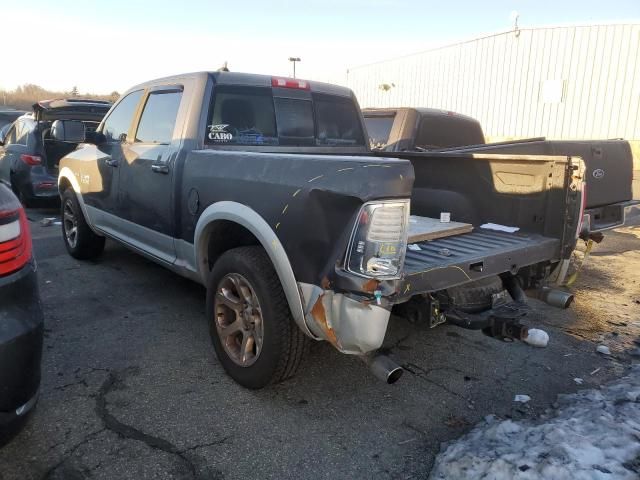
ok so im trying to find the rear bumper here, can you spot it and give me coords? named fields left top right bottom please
left=29, top=169, right=59, bottom=199
left=583, top=200, right=639, bottom=233
left=0, top=261, right=44, bottom=425
left=13, top=166, right=59, bottom=200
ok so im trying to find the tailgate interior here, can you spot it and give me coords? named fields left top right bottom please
left=400, top=229, right=560, bottom=295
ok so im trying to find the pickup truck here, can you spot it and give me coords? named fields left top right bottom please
left=55, top=72, right=584, bottom=388
left=363, top=107, right=635, bottom=235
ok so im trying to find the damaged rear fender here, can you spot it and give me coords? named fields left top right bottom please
left=298, top=283, right=391, bottom=355
left=194, top=201, right=318, bottom=339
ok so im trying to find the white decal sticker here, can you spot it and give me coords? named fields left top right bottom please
left=208, top=124, right=233, bottom=142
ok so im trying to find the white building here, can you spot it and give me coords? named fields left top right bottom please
left=347, top=23, right=640, bottom=184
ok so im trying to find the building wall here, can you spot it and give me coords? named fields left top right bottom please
left=347, top=24, right=640, bottom=195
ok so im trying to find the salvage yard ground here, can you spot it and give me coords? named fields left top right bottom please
left=0, top=208, right=639, bottom=480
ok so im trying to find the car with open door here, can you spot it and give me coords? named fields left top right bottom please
left=0, top=99, right=111, bottom=206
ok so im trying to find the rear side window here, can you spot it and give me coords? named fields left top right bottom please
left=314, top=94, right=364, bottom=146
left=207, top=87, right=277, bottom=145
left=14, top=121, right=31, bottom=145
left=135, top=90, right=182, bottom=144
left=102, top=90, right=144, bottom=142
left=3, top=125, right=16, bottom=145
left=205, top=86, right=365, bottom=147
left=416, top=115, right=485, bottom=148
left=364, top=115, right=395, bottom=149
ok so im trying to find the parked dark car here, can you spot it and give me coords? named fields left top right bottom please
left=0, top=182, right=43, bottom=446
left=0, top=99, right=111, bottom=206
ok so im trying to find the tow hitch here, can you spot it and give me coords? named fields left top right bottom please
left=445, top=302, right=530, bottom=341
left=446, top=274, right=532, bottom=341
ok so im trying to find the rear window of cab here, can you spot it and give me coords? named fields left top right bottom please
left=205, top=85, right=365, bottom=147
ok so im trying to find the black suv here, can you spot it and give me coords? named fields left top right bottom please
left=0, top=181, right=43, bottom=445
left=0, top=99, right=111, bottom=206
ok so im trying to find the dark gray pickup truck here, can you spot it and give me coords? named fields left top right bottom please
left=363, top=107, right=636, bottom=235
left=56, top=72, right=584, bottom=388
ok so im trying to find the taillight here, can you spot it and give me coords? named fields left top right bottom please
left=576, top=182, right=587, bottom=239
left=271, top=77, right=310, bottom=90
left=0, top=206, right=32, bottom=276
left=345, top=200, right=410, bottom=279
left=20, top=154, right=42, bottom=166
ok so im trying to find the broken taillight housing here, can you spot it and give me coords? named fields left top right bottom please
left=345, top=200, right=410, bottom=279
left=0, top=188, right=32, bottom=276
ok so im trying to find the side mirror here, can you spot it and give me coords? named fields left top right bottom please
left=51, top=120, right=86, bottom=143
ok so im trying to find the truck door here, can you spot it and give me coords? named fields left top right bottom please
left=116, top=87, right=183, bottom=263
left=86, top=90, right=144, bottom=216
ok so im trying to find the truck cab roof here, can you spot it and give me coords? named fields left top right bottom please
left=126, top=71, right=355, bottom=98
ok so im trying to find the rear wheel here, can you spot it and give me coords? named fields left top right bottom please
left=61, top=189, right=105, bottom=259
left=206, top=246, right=308, bottom=389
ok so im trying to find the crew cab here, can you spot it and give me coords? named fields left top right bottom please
left=363, top=107, right=635, bottom=235
left=56, top=72, right=584, bottom=388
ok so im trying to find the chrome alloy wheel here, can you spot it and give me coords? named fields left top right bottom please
left=63, top=199, right=78, bottom=248
left=214, top=273, right=264, bottom=367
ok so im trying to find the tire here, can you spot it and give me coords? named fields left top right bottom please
left=61, top=189, right=105, bottom=260
left=447, top=276, right=505, bottom=313
left=206, top=246, right=308, bottom=389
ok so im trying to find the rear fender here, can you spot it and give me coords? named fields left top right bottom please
left=194, top=201, right=317, bottom=339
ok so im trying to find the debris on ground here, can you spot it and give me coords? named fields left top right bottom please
left=573, top=378, right=583, bottom=385
left=524, top=329, right=549, bottom=348
left=514, top=395, right=531, bottom=403
left=429, top=366, right=640, bottom=480
left=40, top=217, right=58, bottom=227
left=597, top=345, right=612, bottom=355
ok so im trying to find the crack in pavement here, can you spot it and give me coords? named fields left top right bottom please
left=95, top=369, right=228, bottom=480
left=41, top=428, right=106, bottom=480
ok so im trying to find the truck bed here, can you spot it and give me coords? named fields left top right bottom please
left=399, top=229, right=560, bottom=297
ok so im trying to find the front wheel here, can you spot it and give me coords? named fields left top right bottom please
left=61, top=189, right=105, bottom=260
left=206, top=246, right=308, bottom=389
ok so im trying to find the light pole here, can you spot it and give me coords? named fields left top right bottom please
left=288, top=57, right=301, bottom=78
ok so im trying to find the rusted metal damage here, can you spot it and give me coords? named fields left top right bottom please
left=310, top=294, right=340, bottom=347
left=298, top=282, right=392, bottom=355
left=362, top=278, right=380, bottom=293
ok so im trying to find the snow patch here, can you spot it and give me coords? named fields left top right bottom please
left=514, top=395, right=531, bottom=403
left=430, top=366, right=640, bottom=480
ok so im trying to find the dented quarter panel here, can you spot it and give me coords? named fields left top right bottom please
left=181, top=150, right=414, bottom=287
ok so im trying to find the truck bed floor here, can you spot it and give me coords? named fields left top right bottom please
left=400, top=230, right=560, bottom=296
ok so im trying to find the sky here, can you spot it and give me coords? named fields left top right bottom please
left=1, top=0, right=638, bottom=94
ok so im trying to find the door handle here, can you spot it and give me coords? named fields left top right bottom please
left=105, top=158, right=119, bottom=167
left=151, top=164, right=170, bottom=174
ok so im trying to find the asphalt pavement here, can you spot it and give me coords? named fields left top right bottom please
left=0, top=207, right=638, bottom=480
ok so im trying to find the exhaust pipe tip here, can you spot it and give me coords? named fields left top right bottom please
left=541, top=287, right=574, bottom=309
left=365, top=354, right=404, bottom=384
